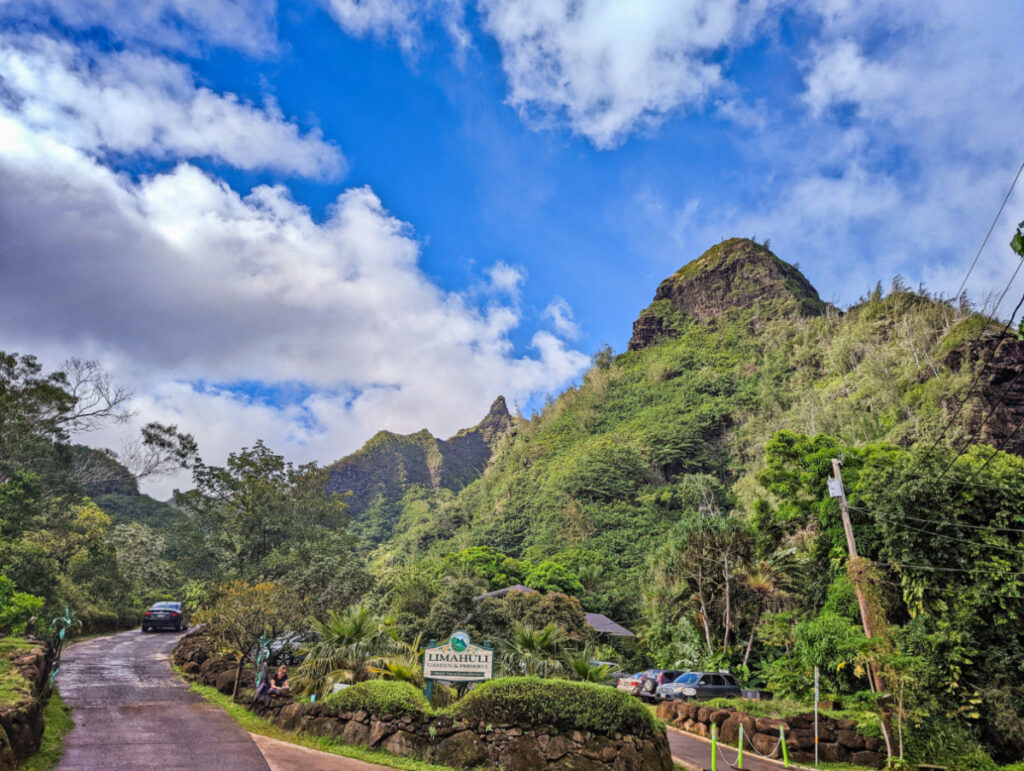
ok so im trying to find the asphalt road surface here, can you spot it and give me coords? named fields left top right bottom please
left=57, top=629, right=270, bottom=769
left=667, top=726, right=808, bottom=771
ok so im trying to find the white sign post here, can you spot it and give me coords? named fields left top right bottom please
left=423, top=631, right=493, bottom=701
left=814, top=666, right=820, bottom=767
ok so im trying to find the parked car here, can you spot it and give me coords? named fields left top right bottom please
left=264, top=631, right=316, bottom=666
left=654, top=671, right=742, bottom=702
left=616, top=672, right=644, bottom=694
left=141, top=601, right=187, bottom=632
left=636, top=669, right=686, bottom=702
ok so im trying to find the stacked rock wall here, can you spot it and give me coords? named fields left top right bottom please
left=0, top=643, right=50, bottom=770
left=174, top=633, right=672, bottom=771
left=655, top=700, right=886, bottom=768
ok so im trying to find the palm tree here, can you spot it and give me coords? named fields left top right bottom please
left=293, top=604, right=391, bottom=698
left=564, top=644, right=614, bottom=683
left=500, top=623, right=566, bottom=677
left=738, top=560, right=793, bottom=669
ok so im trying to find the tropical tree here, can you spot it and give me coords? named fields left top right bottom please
left=563, top=643, right=614, bottom=683
left=198, top=580, right=301, bottom=699
left=293, top=604, right=391, bottom=697
left=499, top=622, right=566, bottom=677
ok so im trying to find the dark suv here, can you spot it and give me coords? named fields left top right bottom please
left=655, top=671, right=742, bottom=702
left=635, top=669, right=685, bottom=703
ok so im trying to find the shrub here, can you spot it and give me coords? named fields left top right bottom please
left=446, top=676, right=659, bottom=738
left=901, top=720, right=997, bottom=771
left=323, top=679, right=430, bottom=717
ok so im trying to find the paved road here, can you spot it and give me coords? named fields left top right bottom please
left=667, top=726, right=810, bottom=771
left=57, top=629, right=270, bottom=769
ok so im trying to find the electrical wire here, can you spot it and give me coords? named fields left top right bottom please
left=954, top=160, right=1024, bottom=300
left=847, top=504, right=1024, bottom=534
left=948, top=406, right=1024, bottom=502
left=868, top=511, right=1023, bottom=553
left=870, top=559, right=1024, bottom=576
left=920, top=288, right=1024, bottom=464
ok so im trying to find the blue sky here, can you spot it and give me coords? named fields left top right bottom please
left=1, top=0, right=1022, bottom=495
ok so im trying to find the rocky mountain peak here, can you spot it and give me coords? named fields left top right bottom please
left=628, top=238, right=825, bottom=351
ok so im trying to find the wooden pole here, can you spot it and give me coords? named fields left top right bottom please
left=831, top=458, right=895, bottom=758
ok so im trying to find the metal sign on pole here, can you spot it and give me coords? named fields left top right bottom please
left=814, top=666, right=820, bottom=767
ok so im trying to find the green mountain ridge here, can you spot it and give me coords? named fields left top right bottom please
left=325, top=396, right=516, bottom=542
left=358, top=239, right=1021, bottom=607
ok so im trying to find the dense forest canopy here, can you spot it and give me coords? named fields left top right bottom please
left=3, top=238, right=1024, bottom=765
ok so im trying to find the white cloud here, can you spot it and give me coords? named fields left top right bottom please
left=543, top=297, right=579, bottom=340
left=0, top=102, right=589, bottom=496
left=321, top=0, right=470, bottom=59
left=0, top=0, right=278, bottom=54
left=485, top=261, right=526, bottom=297
left=478, top=0, right=770, bottom=148
left=636, top=0, right=1024, bottom=310
left=0, top=35, right=344, bottom=178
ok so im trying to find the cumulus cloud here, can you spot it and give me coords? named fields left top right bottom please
left=636, top=0, right=1024, bottom=309
left=0, top=0, right=278, bottom=54
left=0, top=100, right=588, bottom=495
left=543, top=297, right=580, bottom=340
left=478, top=0, right=770, bottom=148
left=321, top=0, right=470, bottom=59
left=0, top=35, right=344, bottom=178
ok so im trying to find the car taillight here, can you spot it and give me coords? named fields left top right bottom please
left=144, top=612, right=151, bottom=616
left=170, top=611, right=179, bottom=616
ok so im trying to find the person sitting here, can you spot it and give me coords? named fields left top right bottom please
left=268, top=665, right=291, bottom=697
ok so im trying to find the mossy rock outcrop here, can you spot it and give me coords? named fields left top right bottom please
left=629, top=238, right=826, bottom=350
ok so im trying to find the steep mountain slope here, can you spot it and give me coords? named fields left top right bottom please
left=629, top=238, right=826, bottom=350
left=368, top=238, right=1022, bottom=621
left=325, top=396, right=515, bottom=541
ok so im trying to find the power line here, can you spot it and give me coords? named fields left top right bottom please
left=920, top=289, right=1024, bottom=464
left=931, top=349, right=1024, bottom=487
left=868, top=511, right=1023, bottom=553
left=954, top=160, right=1024, bottom=299
left=848, top=504, right=1024, bottom=534
left=948, top=405, right=1024, bottom=501
left=871, top=559, right=1024, bottom=576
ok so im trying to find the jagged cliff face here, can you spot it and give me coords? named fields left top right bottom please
left=629, top=238, right=826, bottom=351
left=947, top=334, right=1024, bottom=457
left=325, top=396, right=514, bottom=526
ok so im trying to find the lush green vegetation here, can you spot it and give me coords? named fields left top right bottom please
left=22, top=689, right=73, bottom=771
left=448, top=676, right=660, bottom=738
left=323, top=680, right=430, bottom=715
left=7, top=239, right=1024, bottom=766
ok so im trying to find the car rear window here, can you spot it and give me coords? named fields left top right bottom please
left=151, top=602, right=180, bottom=610
left=725, top=674, right=739, bottom=686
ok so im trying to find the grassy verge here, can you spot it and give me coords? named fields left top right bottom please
left=184, top=679, right=456, bottom=771
left=22, top=689, right=73, bottom=771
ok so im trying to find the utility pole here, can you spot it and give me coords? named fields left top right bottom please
left=830, top=459, right=873, bottom=638
left=829, top=458, right=894, bottom=758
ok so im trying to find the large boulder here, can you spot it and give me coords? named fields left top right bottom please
left=498, top=735, right=546, bottom=771
left=430, top=729, right=489, bottom=767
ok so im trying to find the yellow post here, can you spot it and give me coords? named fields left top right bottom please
left=780, top=724, right=789, bottom=767
left=711, top=722, right=718, bottom=771
left=737, top=723, right=744, bottom=768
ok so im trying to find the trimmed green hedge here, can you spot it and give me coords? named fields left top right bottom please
left=323, top=680, right=430, bottom=716
left=447, top=677, right=659, bottom=739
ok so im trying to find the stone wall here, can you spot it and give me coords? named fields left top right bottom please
left=0, top=642, right=50, bottom=770
left=655, top=700, right=886, bottom=768
left=174, top=633, right=672, bottom=771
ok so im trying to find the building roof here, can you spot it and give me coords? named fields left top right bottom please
left=584, top=612, right=635, bottom=637
left=470, top=586, right=635, bottom=637
left=472, top=584, right=534, bottom=601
